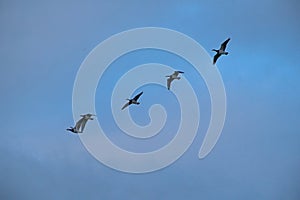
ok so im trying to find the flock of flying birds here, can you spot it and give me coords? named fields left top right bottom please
left=67, top=38, right=231, bottom=134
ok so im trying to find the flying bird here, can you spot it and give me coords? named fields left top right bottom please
left=212, top=38, right=230, bottom=64
left=166, top=71, right=184, bottom=90
left=66, top=113, right=95, bottom=134
left=121, top=91, right=143, bottom=110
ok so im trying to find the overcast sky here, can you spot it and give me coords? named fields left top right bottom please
left=0, top=0, right=300, bottom=199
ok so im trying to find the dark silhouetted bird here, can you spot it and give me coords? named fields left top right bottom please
left=121, top=92, right=143, bottom=110
left=212, top=38, right=230, bottom=64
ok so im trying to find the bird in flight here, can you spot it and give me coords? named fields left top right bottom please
left=212, top=38, right=230, bottom=64
left=121, top=91, right=143, bottom=110
left=66, top=113, right=95, bottom=134
left=166, top=71, right=184, bottom=90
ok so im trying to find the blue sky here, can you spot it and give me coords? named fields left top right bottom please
left=1, top=0, right=300, bottom=199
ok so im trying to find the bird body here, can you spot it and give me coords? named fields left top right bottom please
left=166, top=71, right=184, bottom=90
left=212, top=38, right=230, bottom=64
left=122, top=91, right=143, bottom=110
left=66, top=113, right=95, bottom=133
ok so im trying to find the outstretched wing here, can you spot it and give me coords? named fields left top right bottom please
left=167, top=77, right=172, bottom=90
left=79, top=119, right=88, bottom=132
left=121, top=102, right=130, bottom=110
left=75, top=117, right=85, bottom=131
left=173, top=71, right=184, bottom=77
left=213, top=53, right=221, bottom=64
left=133, top=91, right=143, bottom=101
left=220, top=38, right=230, bottom=51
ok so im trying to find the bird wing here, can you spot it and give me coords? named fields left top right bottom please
left=213, top=53, right=221, bottom=64
left=173, top=71, right=179, bottom=76
left=167, top=77, right=172, bottom=90
left=121, top=102, right=130, bottom=110
left=220, top=38, right=230, bottom=51
left=75, top=117, right=85, bottom=131
left=173, top=71, right=184, bottom=77
left=133, top=91, right=143, bottom=101
left=79, top=118, right=89, bottom=132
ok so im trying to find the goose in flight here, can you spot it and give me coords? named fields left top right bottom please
left=121, top=91, right=143, bottom=110
left=66, top=113, right=95, bottom=133
left=212, top=38, right=230, bottom=64
left=166, top=71, right=184, bottom=90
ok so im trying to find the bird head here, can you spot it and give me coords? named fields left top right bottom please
left=80, top=113, right=96, bottom=119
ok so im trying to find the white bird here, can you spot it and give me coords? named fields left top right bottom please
left=122, top=91, right=143, bottom=110
left=212, top=38, right=230, bottom=64
left=166, top=71, right=184, bottom=90
left=66, top=113, right=95, bottom=133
